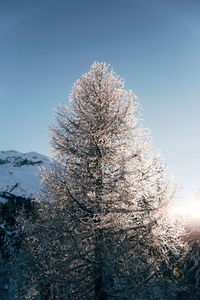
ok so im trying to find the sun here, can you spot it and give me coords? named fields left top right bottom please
left=171, top=200, right=200, bottom=222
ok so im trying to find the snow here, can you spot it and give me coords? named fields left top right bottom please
left=0, top=150, right=50, bottom=203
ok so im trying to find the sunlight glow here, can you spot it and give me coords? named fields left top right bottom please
left=171, top=200, right=200, bottom=222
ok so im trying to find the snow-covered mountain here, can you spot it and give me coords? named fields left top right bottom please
left=0, top=150, right=50, bottom=204
left=0, top=151, right=50, bottom=299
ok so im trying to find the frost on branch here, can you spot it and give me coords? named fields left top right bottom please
left=15, top=62, right=182, bottom=300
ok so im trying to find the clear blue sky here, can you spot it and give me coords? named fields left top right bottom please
left=1, top=0, right=200, bottom=202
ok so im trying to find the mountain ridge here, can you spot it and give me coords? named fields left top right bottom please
left=0, top=150, right=50, bottom=203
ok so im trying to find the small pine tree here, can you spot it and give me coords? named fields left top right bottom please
left=15, top=62, right=182, bottom=300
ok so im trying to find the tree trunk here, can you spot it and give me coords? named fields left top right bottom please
left=94, top=157, right=108, bottom=300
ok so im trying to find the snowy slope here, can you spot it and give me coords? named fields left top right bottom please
left=0, top=150, right=50, bottom=203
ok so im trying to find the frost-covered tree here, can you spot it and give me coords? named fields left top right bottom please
left=16, top=62, right=182, bottom=300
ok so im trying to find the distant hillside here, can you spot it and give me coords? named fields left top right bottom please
left=0, top=150, right=50, bottom=299
left=0, top=150, right=50, bottom=204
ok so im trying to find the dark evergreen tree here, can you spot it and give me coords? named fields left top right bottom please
left=177, top=222, right=200, bottom=300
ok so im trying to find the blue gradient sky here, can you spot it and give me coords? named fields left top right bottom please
left=1, top=0, right=200, bottom=202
